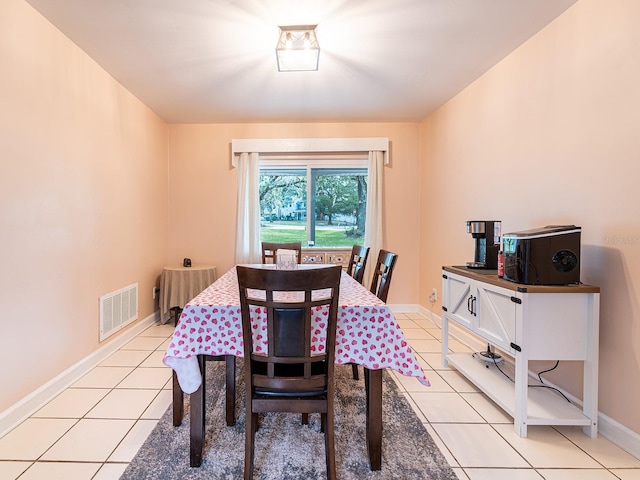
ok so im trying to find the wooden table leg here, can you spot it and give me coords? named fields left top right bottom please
left=187, top=355, right=236, bottom=467
left=225, top=355, right=236, bottom=426
left=189, top=355, right=206, bottom=467
left=172, top=370, right=184, bottom=427
left=172, top=306, right=183, bottom=326
left=364, top=367, right=382, bottom=470
left=172, top=307, right=185, bottom=427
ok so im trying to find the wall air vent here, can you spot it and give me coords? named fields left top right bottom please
left=99, top=283, right=138, bottom=342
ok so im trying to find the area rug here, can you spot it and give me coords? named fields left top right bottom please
left=121, top=361, right=457, bottom=480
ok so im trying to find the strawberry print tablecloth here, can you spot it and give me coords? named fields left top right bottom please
left=164, top=265, right=430, bottom=393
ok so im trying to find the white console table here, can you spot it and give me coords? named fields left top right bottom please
left=441, top=266, right=600, bottom=438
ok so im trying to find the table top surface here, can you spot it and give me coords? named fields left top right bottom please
left=163, top=264, right=216, bottom=272
left=164, top=265, right=430, bottom=393
left=443, top=265, right=600, bottom=294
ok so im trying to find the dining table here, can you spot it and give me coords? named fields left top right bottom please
left=163, top=264, right=430, bottom=469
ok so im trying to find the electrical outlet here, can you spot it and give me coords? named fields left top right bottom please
left=152, top=287, right=160, bottom=299
left=429, top=288, right=437, bottom=304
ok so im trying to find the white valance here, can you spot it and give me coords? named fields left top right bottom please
left=231, top=137, right=389, bottom=167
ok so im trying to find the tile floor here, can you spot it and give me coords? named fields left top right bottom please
left=1, top=314, right=639, bottom=480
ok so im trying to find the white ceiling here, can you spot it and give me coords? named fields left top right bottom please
left=25, top=0, right=577, bottom=124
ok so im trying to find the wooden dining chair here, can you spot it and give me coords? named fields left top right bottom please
left=351, top=249, right=399, bottom=381
left=370, top=249, right=399, bottom=303
left=237, top=265, right=342, bottom=480
left=261, top=241, right=303, bottom=264
left=346, top=244, right=370, bottom=284
left=346, top=244, right=370, bottom=380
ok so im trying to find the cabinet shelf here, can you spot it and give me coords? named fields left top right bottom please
left=447, top=353, right=591, bottom=426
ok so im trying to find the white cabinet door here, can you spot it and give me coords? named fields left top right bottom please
left=444, top=271, right=517, bottom=353
left=475, top=283, right=517, bottom=353
left=443, top=273, right=475, bottom=330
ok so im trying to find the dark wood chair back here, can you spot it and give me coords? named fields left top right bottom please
left=346, top=244, right=370, bottom=284
left=237, top=265, right=342, bottom=480
left=261, top=241, right=303, bottom=264
left=370, top=249, right=399, bottom=303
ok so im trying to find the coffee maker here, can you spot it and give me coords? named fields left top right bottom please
left=466, top=220, right=501, bottom=269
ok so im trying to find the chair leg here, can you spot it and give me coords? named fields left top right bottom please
left=245, top=412, right=258, bottom=480
left=351, top=363, right=359, bottom=380
left=301, top=413, right=309, bottom=425
left=323, top=411, right=337, bottom=480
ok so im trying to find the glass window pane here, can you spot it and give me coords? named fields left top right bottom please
left=310, top=168, right=367, bottom=248
left=259, top=169, right=307, bottom=244
left=259, top=165, right=367, bottom=248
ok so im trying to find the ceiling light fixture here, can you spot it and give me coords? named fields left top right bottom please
left=276, top=25, right=320, bottom=72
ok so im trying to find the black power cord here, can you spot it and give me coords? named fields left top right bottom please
left=529, top=361, right=571, bottom=402
left=477, top=349, right=571, bottom=403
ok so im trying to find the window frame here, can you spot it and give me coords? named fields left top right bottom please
left=260, top=156, right=368, bottom=248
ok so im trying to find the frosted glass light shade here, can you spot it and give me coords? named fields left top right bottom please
left=276, top=25, right=320, bottom=72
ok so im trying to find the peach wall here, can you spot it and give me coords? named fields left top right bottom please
left=9, top=0, right=638, bottom=447
left=167, top=123, right=421, bottom=304
left=0, top=0, right=168, bottom=411
left=420, top=0, right=640, bottom=434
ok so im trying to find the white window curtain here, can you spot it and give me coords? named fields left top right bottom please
left=231, top=139, right=389, bottom=271
left=234, top=152, right=261, bottom=264
left=364, top=150, right=385, bottom=287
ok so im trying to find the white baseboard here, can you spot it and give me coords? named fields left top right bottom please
left=4, top=303, right=639, bottom=463
left=598, top=411, right=640, bottom=461
left=0, top=312, right=159, bottom=438
left=388, top=303, right=420, bottom=314
left=418, top=306, right=640, bottom=461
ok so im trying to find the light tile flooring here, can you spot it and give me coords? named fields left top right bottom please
left=1, top=314, right=640, bottom=480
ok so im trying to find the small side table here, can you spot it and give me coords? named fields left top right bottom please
left=160, top=264, right=217, bottom=427
left=159, top=265, right=217, bottom=325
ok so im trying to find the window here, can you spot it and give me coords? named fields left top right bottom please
left=259, top=158, right=368, bottom=248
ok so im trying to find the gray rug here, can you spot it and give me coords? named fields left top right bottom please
left=121, top=361, right=457, bottom=479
